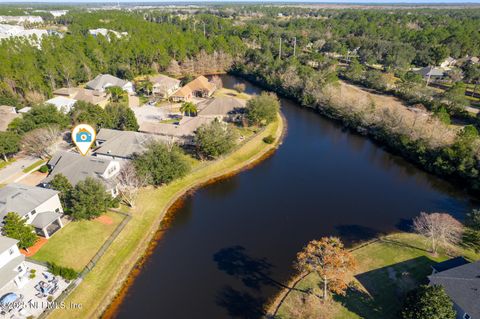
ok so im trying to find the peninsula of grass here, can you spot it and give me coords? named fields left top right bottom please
left=47, top=113, right=284, bottom=319
left=273, top=233, right=480, bottom=319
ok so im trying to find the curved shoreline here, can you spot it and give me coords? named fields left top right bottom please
left=48, top=113, right=285, bottom=319
left=102, top=114, right=286, bottom=318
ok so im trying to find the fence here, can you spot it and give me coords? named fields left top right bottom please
left=36, top=210, right=131, bottom=319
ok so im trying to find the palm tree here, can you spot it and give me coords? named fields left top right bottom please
left=106, top=86, right=127, bottom=102
left=180, top=101, right=197, bottom=117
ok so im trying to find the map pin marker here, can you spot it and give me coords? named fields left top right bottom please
left=72, top=124, right=96, bottom=156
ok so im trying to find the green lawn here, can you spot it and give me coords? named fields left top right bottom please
left=275, top=233, right=480, bottom=319
left=22, top=159, right=45, bottom=173
left=0, top=158, right=16, bottom=170
left=32, top=211, right=124, bottom=272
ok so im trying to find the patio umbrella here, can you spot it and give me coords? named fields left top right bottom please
left=0, top=293, right=18, bottom=306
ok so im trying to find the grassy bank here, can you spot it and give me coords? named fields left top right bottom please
left=272, top=233, right=479, bottom=319
left=47, top=113, right=284, bottom=319
left=32, top=212, right=123, bottom=272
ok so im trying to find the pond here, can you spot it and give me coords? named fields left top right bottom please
left=111, top=75, right=476, bottom=319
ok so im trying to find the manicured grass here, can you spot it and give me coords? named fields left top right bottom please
left=22, top=159, right=45, bottom=173
left=275, top=233, right=480, bottom=319
left=32, top=211, right=123, bottom=272
left=0, top=158, right=16, bottom=170
left=159, top=118, right=180, bottom=124
left=214, top=87, right=251, bottom=100
left=48, top=115, right=284, bottom=319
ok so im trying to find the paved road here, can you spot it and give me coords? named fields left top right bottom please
left=0, top=156, right=40, bottom=184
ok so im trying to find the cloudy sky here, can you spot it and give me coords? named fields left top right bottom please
left=2, top=0, right=480, bottom=3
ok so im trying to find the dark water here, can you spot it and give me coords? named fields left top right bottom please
left=114, top=75, right=476, bottom=319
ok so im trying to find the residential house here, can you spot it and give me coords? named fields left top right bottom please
left=0, top=16, right=43, bottom=24
left=45, top=96, right=77, bottom=114
left=86, top=74, right=134, bottom=94
left=429, top=258, right=480, bottom=319
left=140, top=116, right=213, bottom=146
left=197, top=97, right=245, bottom=122
left=88, top=28, right=128, bottom=39
left=150, top=74, right=181, bottom=99
left=440, top=57, right=457, bottom=68
left=53, top=87, right=109, bottom=108
left=0, top=24, right=47, bottom=42
left=44, top=151, right=120, bottom=197
left=95, top=128, right=170, bottom=160
left=0, top=106, right=19, bottom=132
left=0, top=184, right=64, bottom=239
left=417, top=66, right=445, bottom=80
left=0, top=236, right=27, bottom=289
left=171, top=75, right=216, bottom=102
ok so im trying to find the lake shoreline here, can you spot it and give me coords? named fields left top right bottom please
left=47, top=113, right=285, bottom=319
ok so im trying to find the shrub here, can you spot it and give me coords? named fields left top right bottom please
left=263, top=135, right=275, bottom=144
left=38, top=165, right=49, bottom=173
left=246, top=92, right=280, bottom=126
left=195, top=119, right=238, bottom=159
left=47, top=262, right=78, bottom=280
left=133, top=142, right=190, bottom=185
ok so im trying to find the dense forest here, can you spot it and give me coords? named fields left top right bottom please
left=0, top=6, right=480, bottom=191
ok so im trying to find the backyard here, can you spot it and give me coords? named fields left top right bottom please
left=275, top=232, right=480, bottom=319
left=32, top=211, right=124, bottom=272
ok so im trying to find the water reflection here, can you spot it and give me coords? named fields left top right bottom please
left=113, top=75, right=477, bottom=319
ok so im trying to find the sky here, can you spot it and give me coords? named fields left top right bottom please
left=1, top=0, right=480, bottom=3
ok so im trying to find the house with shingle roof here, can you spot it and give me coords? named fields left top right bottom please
left=0, top=236, right=27, bottom=289
left=171, top=76, right=216, bottom=102
left=417, top=66, right=445, bottom=79
left=429, top=258, right=480, bottom=319
left=86, top=74, right=134, bottom=94
left=94, top=128, right=171, bottom=160
left=0, top=184, right=64, bottom=238
left=45, top=96, right=77, bottom=114
left=150, top=74, right=181, bottom=99
left=53, top=87, right=110, bottom=108
left=44, top=151, right=120, bottom=197
left=197, top=97, right=245, bottom=121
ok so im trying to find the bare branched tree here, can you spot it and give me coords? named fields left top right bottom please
left=21, top=126, right=61, bottom=159
left=116, top=163, right=147, bottom=208
left=413, top=212, right=464, bottom=255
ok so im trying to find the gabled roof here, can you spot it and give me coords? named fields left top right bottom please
left=432, top=257, right=470, bottom=273
left=429, top=259, right=480, bottom=318
left=0, top=254, right=24, bottom=289
left=186, top=75, right=216, bottom=93
left=150, top=74, right=181, bottom=88
left=53, top=87, right=109, bottom=105
left=31, top=211, right=62, bottom=229
left=172, top=75, right=215, bottom=98
left=45, top=151, right=115, bottom=186
left=0, top=184, right=59, bottom=219
left=418, top=66, right=444, bottom=77
left=197, top=97, right=245, bottom=117
left=95, top=129, right=169, bottom=158
left=45, top=96, right=77, bottom=112
left=0, top=236, right=18, bottom=253
left=86, top=74, right=129, bottom=91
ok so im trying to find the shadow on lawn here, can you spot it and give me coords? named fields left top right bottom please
left=335, top=256, right=437, bottom=319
